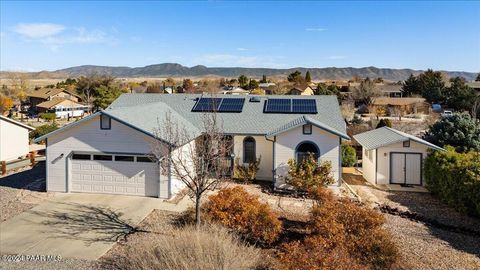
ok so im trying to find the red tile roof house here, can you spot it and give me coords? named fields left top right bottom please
left=34, top=94, right=349, bottom=198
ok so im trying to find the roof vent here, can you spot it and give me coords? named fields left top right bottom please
left=250, top=96, right=261, bottom=102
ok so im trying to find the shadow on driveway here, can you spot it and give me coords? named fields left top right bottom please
left=0, top=161, right=46, bottom=191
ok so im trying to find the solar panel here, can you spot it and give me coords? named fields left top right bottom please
left=264, top=99, right=291, bottom=113
left=192, top=98, right=222, bottom=112
left=292, top=99, right=317, bottom=113
left=219, top=98, right=245, bottom=112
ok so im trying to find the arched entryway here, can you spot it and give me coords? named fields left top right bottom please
left=295, top=141, right=320, bottom=163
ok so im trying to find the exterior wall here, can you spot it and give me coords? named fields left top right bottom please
left=168, top=140, right=195, bottom=197
left=274, top=125, right=341, bottom=188
left=0, top=119, right=30, bottom=162
left=361, top=148, right=377, bottom=185
left=233, top=135, right=273, bottom=181
left=52, top=92, right=80, bottom=102
left=53, top=100, right=87, bottom=118
left=376, top=141, right=429, bottom=185
left=46, top=115, right=165, bottom=195
left=301, top=87, right=314, bottom=95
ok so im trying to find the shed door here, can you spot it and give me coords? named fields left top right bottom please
left=389, top=153, right=422, bottom=185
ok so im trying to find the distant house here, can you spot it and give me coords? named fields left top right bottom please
left=467, top=81, right=480, bottom=91
left=287, top=86, right=314, bottom=95
left=259, top=82, right=276, bottom=88
left=221, top=87, right=250, bottom=95
left=372, top=97, right=429, bottom=115
left=27, top=88, right=83, bottom=114
left=0, top=115, right=34, bottom=162
left=36, top=98, right=88, bottom=118
left=348, top=83, right=403, bottom=97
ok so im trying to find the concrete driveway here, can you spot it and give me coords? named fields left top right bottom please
left=0, top=192, right=189, bottom=260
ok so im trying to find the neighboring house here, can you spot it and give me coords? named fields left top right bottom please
left=376, top=84, right=403, bottom=97
left=0, top=115, right=34, bottom=162
left=372, top=97, right=429, bottom=115
left=34, top=94, right=348, bottom=199
left=28, top=88, right=83, bottom=111
left=221, top=87, right=250, bottom=95
left=467, top=81, right=480, bottom=92
left=287, top=86, right=314, bottom=95
left=36, top=98, right=88, bottom=118
left=354, top=127, right=443, bottom=186
left=259, top=82, right=276, bottom=88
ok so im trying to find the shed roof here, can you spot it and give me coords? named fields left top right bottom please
left=353, top=127, right=443, bottom=151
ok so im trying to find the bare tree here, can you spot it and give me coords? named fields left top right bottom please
left=351, top=78, right=381, bottom=107
left=152, top=109, right=232, bottom=226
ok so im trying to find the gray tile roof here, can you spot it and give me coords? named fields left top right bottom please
left=353, top=127, right=443, bottom=151
left=266, top=115, right=349, bottom=139
left=106, top=94, right=347, bottom=140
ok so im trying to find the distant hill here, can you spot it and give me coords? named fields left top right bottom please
left=1, top=63, right=477, bottom=81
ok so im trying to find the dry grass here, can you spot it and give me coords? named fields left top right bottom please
left=105, top=223, right=261, bottom=270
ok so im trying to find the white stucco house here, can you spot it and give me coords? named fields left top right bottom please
left=353, top=127, right=443, bottom=186
left=34, top=94, right=349, bottom=199
left=0, top=115, right=34, bottom=162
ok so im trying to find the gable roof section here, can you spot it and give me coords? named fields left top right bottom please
left=353, top=127, right=444, bottom=151
left=36, top=98, right=84, bottom=109
left=0, top=115, right=35, bottom=130
left=266, top=115, right=350, bottom=139
left=28, top=88, right=81, bottom=100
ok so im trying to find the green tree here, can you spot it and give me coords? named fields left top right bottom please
left=305, top=71, right=312, bottom=83
left=417, top=69, right=445, bottom=103
left=238, top=75, right=248, bottom=88
left=423, top=113, right=480, bottom=152
left=287, top=70, right=304, bottom=83
left=476, top=73, right=480, bottom=82
left=401, top=74, right=420, bottom=97
left=248, top=79, right=259, bottom=90
left=29, top=123, right=58, bottom=140
left=260, top=74, right=267, bottom=83
left=341, top=145, right=357, bottom=167
left=443, top=77, right=476, bottom=111
left=376, top=118, right=392, bottom=128
left=93, top=85, right=127, bottom=110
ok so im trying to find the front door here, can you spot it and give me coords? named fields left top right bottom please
left=390, top=153, right=422, bottom=185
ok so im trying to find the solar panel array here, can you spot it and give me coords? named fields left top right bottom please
left=264, top=98, right=317, bottom=114
left=192, top=97, right=245, bottom=112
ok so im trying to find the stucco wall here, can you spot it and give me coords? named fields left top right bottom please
left=0, top=119, right=30, bottom=162
left=274, top=125, right=340, bottom=188
left=362, top=148, right=377, bottom=184
left=233, top=135, right=273, bottom=181
left=376, top=141, right=429, bottom=185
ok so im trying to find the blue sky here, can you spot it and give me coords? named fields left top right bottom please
left=1, top=1, right=479, bottom=72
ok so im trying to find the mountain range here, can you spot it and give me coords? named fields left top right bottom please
left=1, top=63, right=477, bottom=81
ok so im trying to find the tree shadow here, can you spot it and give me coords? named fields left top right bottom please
left=31, top=202, right=149, bottom=244
left=0, top=161, right=46, bottom=191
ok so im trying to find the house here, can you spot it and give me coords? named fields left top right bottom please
left=221, top=87, right=250, bottom=95
left=287, top=86, right=314, bottom=95
left=347, top=83, right=402, bottom=97
left=372, top=97, right=429, bottom=115
left=36, top=98, right=88, bottom=118
left=34, top=94, right=348, bottom=199
left=259, top=82, right=276, bottom=88
left=27, top=88, right=82, bottom=109
left=0, top=115, right=34, bottom=162
left=353, top=127, right=443, bottom=186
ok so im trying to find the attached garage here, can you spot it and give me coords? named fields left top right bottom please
left=70, top=153, right=159, bottom=197
left=353, top=127, right=443, bottom=186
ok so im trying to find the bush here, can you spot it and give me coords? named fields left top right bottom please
left=234, top=158, right=261, bottom=183
left=350, top=114, right=364, bottom=125
left=286, top=154, right=335, bottom=192
left=279, top=187, right=398, bottom=270
left=29, top=123, right=58, bottom=140
left=203, top=186, right=282, bottom=244
left=39, top=112, right=57, bottom=122
left=376, top=118, right=392, bottom=128
left=341, top=144, right=357, bottom=167
left=424, top=146, right=480, bottom=216
left=114, top=224, right=261, bottom=270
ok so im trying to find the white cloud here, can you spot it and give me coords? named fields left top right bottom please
left=14, top=23, right=65, bottom=38
left=327, top=55, right=347, bottom=60
left=305, top=27, right=328, bottom=32
left=236, top=47, right=248, bottom=51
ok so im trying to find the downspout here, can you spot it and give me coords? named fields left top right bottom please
left=265, top=135, right=276, bottom=185
left=338, top=137, right=342, bottom=187
left=375, top=149, right=378, bottom=185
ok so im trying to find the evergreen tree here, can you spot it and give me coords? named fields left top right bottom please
left=260, top=75, right=267, bottom=83
left=476, top=73, right=480, bottom=82
left=401, top=74, right=419, bottom=97
left=305, top=71, right=312, bottom=83
left=417, top=69, right=445, bottom=103
left=238, top=75, right=248, bottom=88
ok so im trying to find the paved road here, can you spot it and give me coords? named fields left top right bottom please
left=0, top=192, right=190, bottom=260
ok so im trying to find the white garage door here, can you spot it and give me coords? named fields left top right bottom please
left=70, top=153, right=159, bottom=197
left=390, top=153, right=422, bottom=185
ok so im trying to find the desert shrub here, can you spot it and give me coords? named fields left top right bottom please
left=350, top=114, right=364, bottom=125
left=234, top=158, right=261, bottom=183
left=39, top=112, right=57, bottom=122
left=424, top=146, right=480, bottom=216
left=29, top=123, right=58, bottom=140
left=341, top=144, right=357, bottom=167
left=286, top=153, right=335, bottom=192
left=376, top=118, right=392, bottom=128
left=114, top=224, right=261, bottom=270
left=203, top=186, right=282, bottom=244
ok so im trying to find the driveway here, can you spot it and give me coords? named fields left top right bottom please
left=0, top=192, right=190, bottom=260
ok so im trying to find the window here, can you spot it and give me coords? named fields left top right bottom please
left=93, top=155, right=112, bottom=161
left=100, top=114, right=111, bottom=130
left=72, top=154, right=91, bottom=160
left=243, top=137, right=256, bottom=163
left=403, top=140, right=410, bottom=147
left=114, top=155, right=134, bottom=162
left=137, top=156, right=154, bottom=163
left=303, top=124, right=312, bottom=135
left=295, top=142, right=319, bottom=164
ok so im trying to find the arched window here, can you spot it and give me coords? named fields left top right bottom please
left=295, top=141, right=319, bottom=164
left=243, top=137, right=256, bottom=163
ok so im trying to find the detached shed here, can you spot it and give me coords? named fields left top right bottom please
left=353, top=127, right=443, bottom=186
